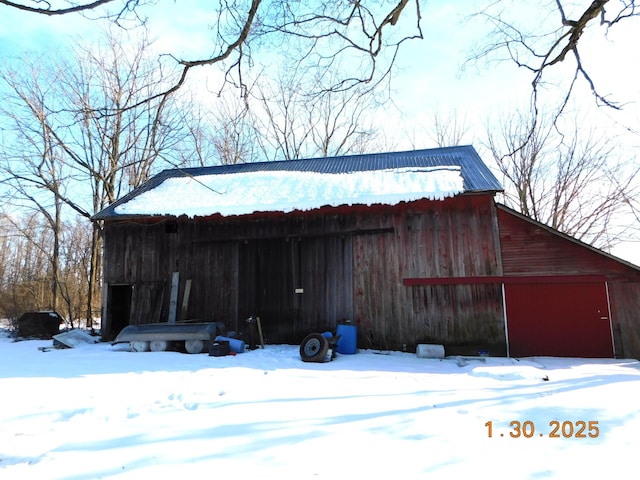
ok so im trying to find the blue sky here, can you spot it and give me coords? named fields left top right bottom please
left=1, top=0, right=638, bottom=263
left=3, top=1, right=634, bottom=129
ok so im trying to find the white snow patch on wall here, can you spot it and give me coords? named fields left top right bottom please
left=115, top=166, right=464, bottom=217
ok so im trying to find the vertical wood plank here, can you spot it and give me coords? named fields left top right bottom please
left=168, top=271, right=179, bottom=323
left=180, top=279, right=192, bottom=320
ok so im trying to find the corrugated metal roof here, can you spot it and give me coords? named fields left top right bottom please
left=93, top=145, right=502, bottom=220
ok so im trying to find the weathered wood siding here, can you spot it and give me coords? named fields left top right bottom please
left=102, top=194, right=506, bottom=351
left=353, top=195, right=505, bottom=354
left=103, top=211, right=361, bottom=342
left=608, top=282, right=640, bottom=359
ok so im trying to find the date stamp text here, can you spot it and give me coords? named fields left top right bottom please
left=485, top=420, right=600, bottom=438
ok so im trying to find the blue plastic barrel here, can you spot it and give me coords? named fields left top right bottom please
left=215, top=335, right=245, bottom=353
left=336, top=323, right=357, bottom=354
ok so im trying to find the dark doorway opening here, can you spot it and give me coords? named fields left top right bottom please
left=107, top=284, right=133, bottom=341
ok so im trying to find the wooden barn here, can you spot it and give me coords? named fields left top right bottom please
left=93, top=146, right=640, bottom=358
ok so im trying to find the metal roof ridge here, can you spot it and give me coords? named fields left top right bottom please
left=156, top=145, right=478, bottom=178
left=92, top=146, right=500, bottom=220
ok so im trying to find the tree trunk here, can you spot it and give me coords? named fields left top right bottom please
left=51, top=196, right=61, bottom=313
left=86, top=221, right=103, bottom=330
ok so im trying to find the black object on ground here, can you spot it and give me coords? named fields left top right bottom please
left=246, top=316, right=259, bottom=350
left=300, top=333, right=329, bottom=362
left=17, top=311, right=63, bottom=339
left=209, top=340, right=231, bottom=357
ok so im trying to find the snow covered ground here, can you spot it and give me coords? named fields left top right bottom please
left=1, top=327, right=639, bottom=479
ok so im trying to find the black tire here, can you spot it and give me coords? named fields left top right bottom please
left=300, top=333, right=329, bottom=362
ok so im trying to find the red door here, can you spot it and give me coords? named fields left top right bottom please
left=505, top=282, right=614, bottom=358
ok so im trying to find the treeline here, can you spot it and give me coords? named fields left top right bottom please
left=0, top=28, right=385, bottom=330
left=0, top=214, right=93, bottom=327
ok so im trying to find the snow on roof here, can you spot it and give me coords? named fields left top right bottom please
left=114, top=166, right=464, bottom=218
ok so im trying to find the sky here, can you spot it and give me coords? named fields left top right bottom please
left=0, top=1, right=638, bottom=263
left=2, top=325, right=640, bottom=478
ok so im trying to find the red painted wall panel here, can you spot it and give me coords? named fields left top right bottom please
left=497, top=206, right=636, bottom=278
left=505, top=282, right=613, bottom=358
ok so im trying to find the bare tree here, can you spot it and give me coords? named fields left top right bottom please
left=429, top=109, right=471, bottom=148
left=251, top=71, right=315, bottom=161
left=0, top=212, right=93, bottom=327
left=247, top=69, right=380, bottom=160
left=0, top=69, right=67, bottom=312
left=210, top=95, right=261, bottom=165
left=0, top=213, right=55, bottom=324
left=189, top=67, right=381, bottom=165
left=471, top=1, right=639, bottom=115
left=0, top=28, right=190, bottom=327
left=308, top=82, right=379, bottom=157
left=58, top=217, right=93, bottom=328
left=398, top=107, right=472, bottom=151
left=485, top=108, right=640, bottom=249
left=0, top=216, right=8, bottom=294
left=0, top=1, right=424, bottom=106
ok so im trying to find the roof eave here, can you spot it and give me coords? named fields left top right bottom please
left=97, top=190, right=504, bottom=222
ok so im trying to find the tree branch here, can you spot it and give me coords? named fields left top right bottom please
left=0, top=0, right=119, bottom=16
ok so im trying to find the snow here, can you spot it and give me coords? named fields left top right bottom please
left=2, top=329, right=640, bottom=479
left=114, top=167, right=464, bottom=218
